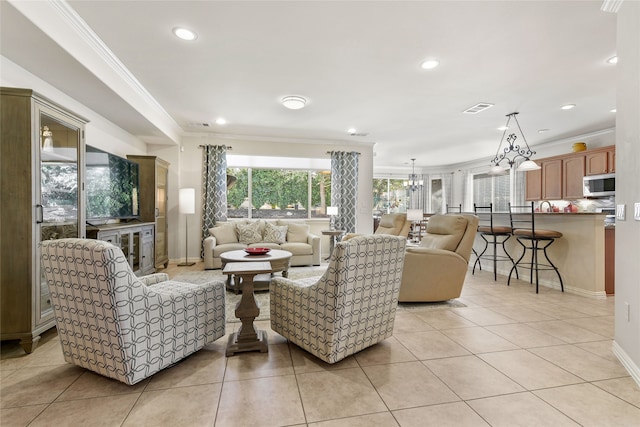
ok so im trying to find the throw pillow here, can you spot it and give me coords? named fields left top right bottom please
left=209, top=223, right=238, bottom=245
left=263, top=222, right=288, bottom=244
left=287, top=222, right=310, bottom=243
left=237, top=221, right=263, bottom=244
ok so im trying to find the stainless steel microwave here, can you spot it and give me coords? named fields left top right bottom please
left=583, top=173, right=615, bottom=197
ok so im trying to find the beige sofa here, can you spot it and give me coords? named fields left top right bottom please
left=203, top=219, right=321, bottom=269
left=399, top=213, right=479, bottom=302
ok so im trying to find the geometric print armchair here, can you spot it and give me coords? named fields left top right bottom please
left=270, top=234, right=406, bottom=364
left=40, top=238, right=226, bottom=385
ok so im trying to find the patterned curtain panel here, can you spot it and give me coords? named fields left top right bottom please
left=330, top=151, right=359, bottom=233
left=201, top=145, right=228, bottom=255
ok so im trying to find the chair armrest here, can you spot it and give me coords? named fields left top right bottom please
left=138, top=273, right=170, bottom=286
left=204, top=235, right=217, bottom=249
left=342, top=233, right=361, bottom=241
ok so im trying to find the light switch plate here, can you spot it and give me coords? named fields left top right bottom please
left=635, top=203, right=640, bottom=221
left=617, top=204, right=626, bottom=221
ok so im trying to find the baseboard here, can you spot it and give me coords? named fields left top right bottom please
left=613, top=341, right=640, bottom=387
left=478, top=265, right=607, bottom=299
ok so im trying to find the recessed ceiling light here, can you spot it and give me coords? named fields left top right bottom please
left=421, top=59, right=440, bottom=69
left=607, top=56, right=618, bottom=64
left=561, top=104, right=576, bottom=110
left=215, top=118, right=227, bottom=125
left=610, top=108, right=617, bottom=113
left=347, top=128, right=357, bottom=135
left=538, top=129, right=550, bottom=133
left=497, top=126, right=509, bottom=131
left=173, top=27, right=197, bottom=41
left=281, top=96, right=307, bottom=110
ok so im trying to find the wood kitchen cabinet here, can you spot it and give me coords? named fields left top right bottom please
left=563, top=155, right=586, bottom=199
left=525, top=167, right=542, bottom=201
left=525, top=145, right=615, bottom=201
left=586, top=147, right=615, bottom=175
left=542, top=159, right=563, bottom=200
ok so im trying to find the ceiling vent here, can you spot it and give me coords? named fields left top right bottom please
left=187, top=122, right=212, bottom=128
left=462, top=103, right=494, bottom=114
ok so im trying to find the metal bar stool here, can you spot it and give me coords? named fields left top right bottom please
left=472, top=203, right=518, bottom=281
left=508, top=202, right=564, bottom=293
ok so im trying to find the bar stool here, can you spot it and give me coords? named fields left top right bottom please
left=472, top=203, right=517, bottom=281
left=508, top=202, right=564, bottom=293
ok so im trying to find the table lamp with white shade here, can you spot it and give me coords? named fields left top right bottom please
left=327, top=206, right=338, bottom=230
left=178, top=188, right=196, bottom=266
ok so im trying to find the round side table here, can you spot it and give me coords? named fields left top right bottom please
left=321, top=229, right=345, bottom=260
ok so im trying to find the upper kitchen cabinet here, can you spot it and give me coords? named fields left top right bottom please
left=586, top=147, right=615, bottom=175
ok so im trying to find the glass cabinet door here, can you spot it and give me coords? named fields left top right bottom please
left=36, top=106, right=83, bottom=326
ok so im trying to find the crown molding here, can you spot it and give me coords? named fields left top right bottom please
left=8, top=0, right=182, bottom=144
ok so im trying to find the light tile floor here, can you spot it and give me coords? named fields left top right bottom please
left=2, top=262, right=640, bottom=426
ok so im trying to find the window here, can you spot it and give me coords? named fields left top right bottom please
left=373, top=178, right=407, bottom=215
left=430, top=178, right=443, bottom=213
left=473, top=173, right=510, bottom=212
left=227, top=167, right=331, bottom=219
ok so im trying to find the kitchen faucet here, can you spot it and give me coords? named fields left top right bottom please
left=540, top=200, right=552, bottom=212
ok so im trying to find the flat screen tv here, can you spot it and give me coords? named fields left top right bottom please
left=85, top=145, right=140, bottom=221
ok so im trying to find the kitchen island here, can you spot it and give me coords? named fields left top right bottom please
left=473, top=212, right=610, bottom=298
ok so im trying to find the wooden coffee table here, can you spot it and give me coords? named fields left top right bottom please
left=220, top=249, right=293, bottom=293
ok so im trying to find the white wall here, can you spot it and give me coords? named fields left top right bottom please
left=613, top=1, right=640, bottom=386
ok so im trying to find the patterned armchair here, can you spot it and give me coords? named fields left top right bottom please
left=40, top=238, right=226, bottom=385
left=270, top=235, right=406, bottom=364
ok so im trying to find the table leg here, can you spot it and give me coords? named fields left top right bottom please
left=226, top=272, right=268, bottom=356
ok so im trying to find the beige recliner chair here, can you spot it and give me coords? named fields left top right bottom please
left=343, top=212, right=411, bottom=241
left=399, top=214, right=479, bottom=302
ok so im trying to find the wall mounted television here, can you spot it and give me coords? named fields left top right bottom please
left=85, top=145, right=139, bottom=221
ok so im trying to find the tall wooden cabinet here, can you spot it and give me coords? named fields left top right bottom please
left=127, top=155, right=170, bottom=268
left=1, top=88, right=88, bottom=353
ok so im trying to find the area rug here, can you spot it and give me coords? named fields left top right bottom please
left=171, top=265, right=327, bottom=323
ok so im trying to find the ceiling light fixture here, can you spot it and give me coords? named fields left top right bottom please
left=347, top=128, right=357, bottom=135
left=215, top=118, right=227, bottom=125
left=404, top=159, right=424, bottom=192
left=497, top=126, right=509, bottom=131
left=281, top=96, right=307, bottom=110
left=538, top=129, right=550, bottom=133
left=421, top=59, right=440, bottom=69
left=610, top=108, right=617, bottom=113
left=172, top=27, right=197, bottom=41
left=607, top=56, right=618, bottom=64
left=489, top=112, right=541, bottom=175
left=561, top=104, right=576, bottom=110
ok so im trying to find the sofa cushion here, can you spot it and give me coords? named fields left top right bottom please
left=280, top=242, right=313, bottom=256
left=421, top=215, right=467, bottom=252
left=237, top=221, right=263, bottom=244
left=248, top=242, right=281, bottom=250
left=209, top=223, right=238, bottom=245
left=263, top=222, right=288, bottom=244
left=286, top=223, right=309, bottom=243
left=213, top=242, right=247, bottom=257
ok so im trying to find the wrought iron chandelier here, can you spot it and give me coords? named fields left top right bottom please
left=404, top=158, right=424, bottom=192
left=489, top=112, right=541, bottom=175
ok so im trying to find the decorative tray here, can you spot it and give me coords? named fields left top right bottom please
left=244, top=247, right=271, bottom=255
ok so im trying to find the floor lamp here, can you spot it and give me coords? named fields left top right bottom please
left=178, top=188, right=196, bottom=267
